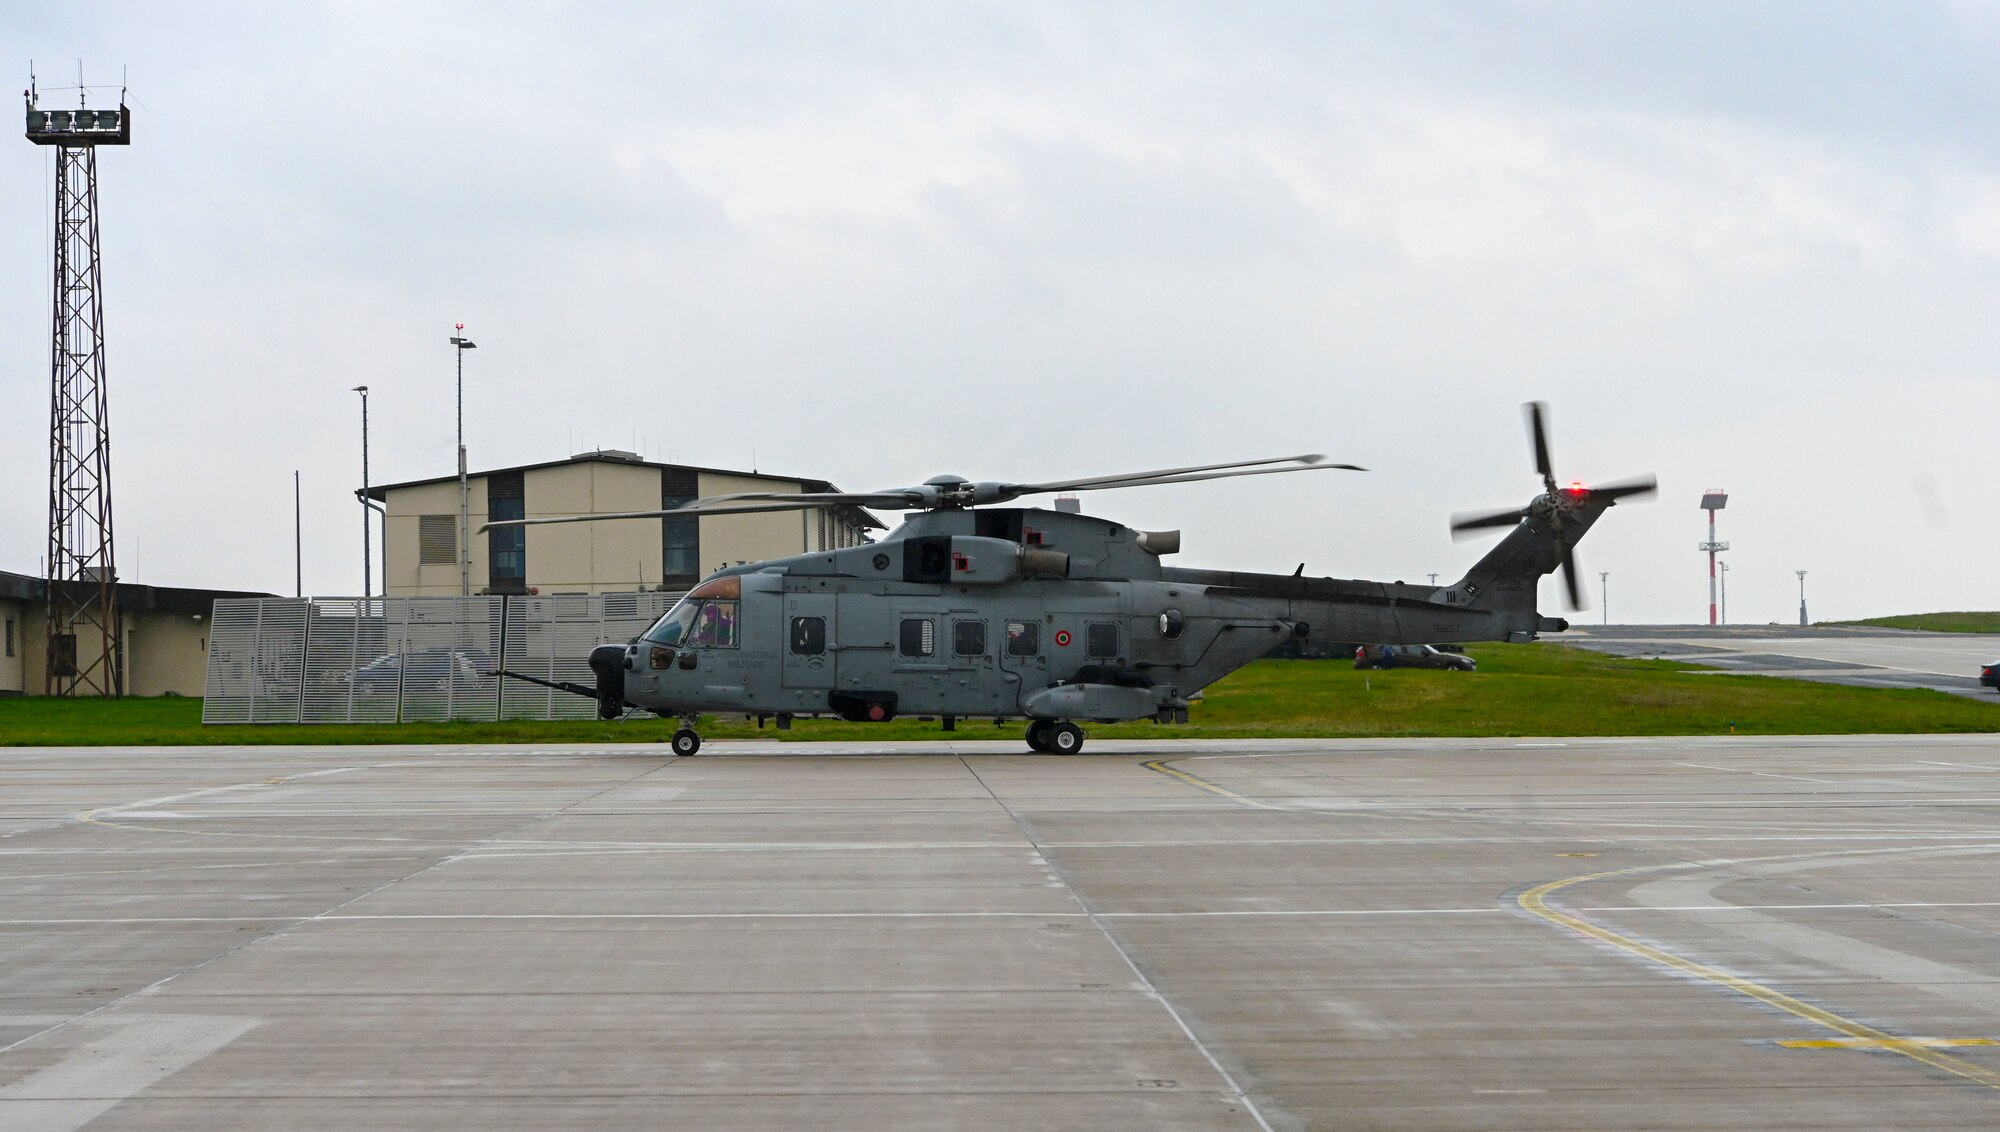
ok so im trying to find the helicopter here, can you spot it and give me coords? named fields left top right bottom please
left=485, top=402, right=1654, bottom=756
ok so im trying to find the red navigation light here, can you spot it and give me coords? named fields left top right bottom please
left=1568, top=480, right=1586, bottom=495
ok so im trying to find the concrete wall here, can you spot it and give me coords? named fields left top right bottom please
left=697, top=472, right=807, bottom=575
left=524, top=463, right=663, bottom=593
left=126, top=609, right=212, bottom=697
left=385, top=478, right=491, bottom=597
left=380, top=461, right=871, bottom=596
left=0, top=599, right=210, bottom=698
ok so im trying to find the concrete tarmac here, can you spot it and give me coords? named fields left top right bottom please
left=7, top=736, right=2000, bottom=1129
left=1558, top=624, right=2000, bottom=699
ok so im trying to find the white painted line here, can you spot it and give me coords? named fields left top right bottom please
left=0, top=1014, right=259, bottom=1132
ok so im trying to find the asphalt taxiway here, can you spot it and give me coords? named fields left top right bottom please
left=7, top=736, right=2000, bottom=1129
left=1557, top=624, right=2000, bottom=699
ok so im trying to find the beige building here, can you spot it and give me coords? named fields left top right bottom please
left=0, top=570, right=275, bottom=697
left=369, top=451, right=882, bottom=597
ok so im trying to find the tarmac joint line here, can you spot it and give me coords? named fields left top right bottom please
left=1517, top=867, right=2000, bottom=1090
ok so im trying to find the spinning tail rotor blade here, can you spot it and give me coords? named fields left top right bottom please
left=1586, top=475, right=1658, bottom=503
left=1527, top=401, right=1557, bottom=496
left=1450, top=507, right=1529, bottom=536
left=1559, top=537, right=1584, bottom=609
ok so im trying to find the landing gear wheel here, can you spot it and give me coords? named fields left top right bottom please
left=1048, top=722, right=1085, bottom=755
left=1025, top=721, right=1052, bottom=752
left=671, top=728, right=702, bottom=757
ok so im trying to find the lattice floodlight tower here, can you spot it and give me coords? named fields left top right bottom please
left=26, top=71, right=131, bottom=696
left=1699, top=490, right=1728, bottom=627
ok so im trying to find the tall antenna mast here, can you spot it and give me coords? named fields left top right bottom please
left=1698, top=491, right=1728, bottom=627
left=27, top=66, right=132, bottom=696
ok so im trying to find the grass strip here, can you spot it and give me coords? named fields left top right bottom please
left=1, top=644, right=1993, bottom=747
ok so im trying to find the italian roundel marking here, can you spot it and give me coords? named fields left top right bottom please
left=1054, top=630, right=1072, bottom=647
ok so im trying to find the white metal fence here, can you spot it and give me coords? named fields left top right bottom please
left=201, top=592, right=681, bottom=724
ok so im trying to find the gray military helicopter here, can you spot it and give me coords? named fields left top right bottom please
left=488, top=402, right=1653, bottom=755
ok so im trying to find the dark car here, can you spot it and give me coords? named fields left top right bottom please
left=1354, top=643, right=1477, bottom=671
left=1982, top=661, right=1999, bottom=692
left=336, top=647, right=494, bottom=693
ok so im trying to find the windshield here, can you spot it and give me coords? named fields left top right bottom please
left=641, top=598, right=700, bottom=647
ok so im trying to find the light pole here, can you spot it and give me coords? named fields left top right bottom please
left=1719, top=560, right=1729, bottom=625
left=450, top=328, right=477, bottom=597
left=352, top=385, right=371, bottom=599
left=1796, top=570, right=1809, bottom=626
left=1599, top=571, right=1608, bottom=625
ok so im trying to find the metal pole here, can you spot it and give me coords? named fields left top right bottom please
left=353, top=386, right=370, bottom=599
left=457, top=338, right=467, bottom=597
left=1797, top=570, right=1808, bottom=626
left=1719, top=560, right=1729, bottom=625
left=294, top=470, right=302, bottom=598
left=1706, top=509, right=1717, bottom=626
left=451, top=327, right=475, bottom=598
left=1599, top=571, right=1608, bottom=625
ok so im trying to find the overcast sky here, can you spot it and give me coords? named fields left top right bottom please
left=5, top=3, right=1996, bottom=625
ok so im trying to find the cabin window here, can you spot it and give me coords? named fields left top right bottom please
left=1086, top=622, right=1119, bottom=659
left=952, top=619, right=986, bottom=657
left=642, top=599, right=700, bottom=647
left=688, top=600, right=739, bottom=649
left=900, top=618, right=935, bottom=658
left=1005, top=620, right=1039, bottom=657
left=790, top=616, right=826, bottom=656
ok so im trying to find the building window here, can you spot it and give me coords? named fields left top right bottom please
left=952, top=619, right=986, bottom=657
left=662, top=468, right=700, bottom=587
left=899, top=618, right=935, bottom=658
left=1005, top=620, right=1039, bottom=657
left=4, top=616, right=12, bottom=657
left=487, top=471, right=525, bottom=590
left=419, top=515, right=457, bottom=566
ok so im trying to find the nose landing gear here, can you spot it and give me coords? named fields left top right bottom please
left=671, top=714, right=702, bottom=757
left=1024, top=720, right=1085, bottom=755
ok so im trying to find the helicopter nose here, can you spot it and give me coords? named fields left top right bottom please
left=588, top=644, right=626, bottom=719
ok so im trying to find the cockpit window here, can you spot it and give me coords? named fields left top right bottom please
left=641, top=599, right=700, bottom=647
left=688, top=600, right=740, bottom=649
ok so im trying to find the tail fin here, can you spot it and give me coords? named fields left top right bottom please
left=1453, top=495, right=1616, bottom=629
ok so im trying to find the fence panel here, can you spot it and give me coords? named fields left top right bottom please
left=204, top=593, right=679, bottom=724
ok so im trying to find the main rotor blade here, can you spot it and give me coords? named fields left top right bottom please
left=1019, top=461, right=1365, bottom=498
left=1526, top=401, right=1557, bottom=496
left=685, top=489, right=926, bottom=511
left=479, top=499, right=874, bottom=532
left=1003, top=454, right=1337, bottom=497
left=1449, top=507, right=1529, bottom=536
left=1586, top=475, right=1658, bottom=503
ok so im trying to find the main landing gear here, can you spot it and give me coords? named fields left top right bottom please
left=1025, top=720, right=1085, bottom=755
left=671, top=715, right=702, bottom=757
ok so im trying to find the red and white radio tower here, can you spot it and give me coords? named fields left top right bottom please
left=1699, top=490, right=1728, bottom=626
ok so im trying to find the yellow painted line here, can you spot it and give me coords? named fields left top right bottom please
left=1141, top=759, right=1286, bottom=810
left=1520, top=868, right=2000, bottom=1089
left=1779, top=1038, right=2000, bottom=1050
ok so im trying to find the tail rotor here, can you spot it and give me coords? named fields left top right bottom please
left=1449, top=401, right=1656, bottom=610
